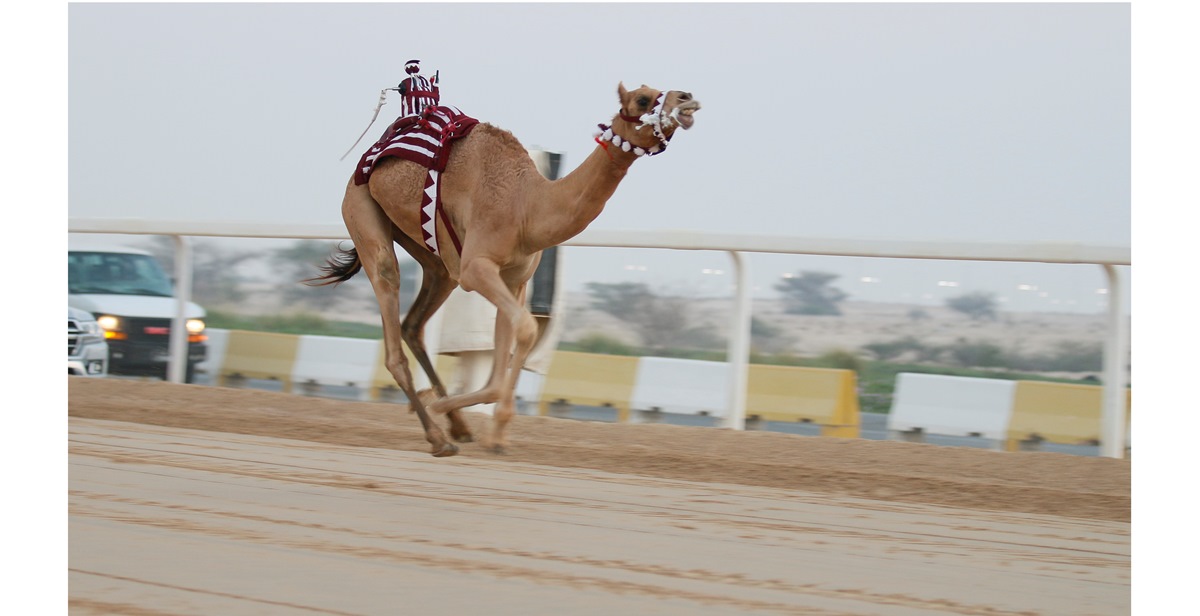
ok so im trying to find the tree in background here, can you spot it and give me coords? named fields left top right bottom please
left=585, top=282, right=717, bottom=353
left=138, top=236, right=255, bottom=305
left=586, top=282, right=654, bottom=323
left=750, top=316, right=795, bottom=354
left=907, top=307, right=931, bottom=322
left=946, top=291, right=999, bottom=321
left=946, top=338, right=1006, bottom=367
left=774, top=271, right=848, bottom=315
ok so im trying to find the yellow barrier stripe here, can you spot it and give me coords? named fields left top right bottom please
left=217, top=330, right=301, bottom=392
left=745, top=364, right=860, bottom=437
left=538, top=351, right=640, bottom=422
left=1005, top=380, right=1131, bottom=448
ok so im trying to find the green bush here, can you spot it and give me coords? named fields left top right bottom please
left=561, top=334, right=639, bottom=356
left=946, top=339, right=1007, bottom=367
left=814, top=348, right=865, bottom=374
left=1010, top=341, right=1104, bottom=373
left=204, top=309, right=383, bottom=339
left=862, top=336, right=924, bottom=361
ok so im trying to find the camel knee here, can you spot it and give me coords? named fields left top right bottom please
left=376, top=260, right=401, bottom=289
left=358, top=247, right=400, bottom=289
left=514, top=312, right=538, bottom=351
left=401, top=320, right=423, bottom=343
left=384, top=353, right=412, bottom=385
left=456, top=259, right=491, bottom=292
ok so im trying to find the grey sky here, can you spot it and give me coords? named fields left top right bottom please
left=67, top=2, right=1130, bottom=313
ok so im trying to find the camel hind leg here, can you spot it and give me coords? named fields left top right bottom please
left=341, top=181, right=457, bottom=457
left=391, top=230, right=474, bottom=443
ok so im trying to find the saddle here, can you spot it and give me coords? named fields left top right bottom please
left=353, top=105, right=480, bottom=256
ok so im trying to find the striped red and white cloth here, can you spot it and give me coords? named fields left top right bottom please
left=352, top=105, right=479, bottom=256
left=353, top=105, right=479, bottom=185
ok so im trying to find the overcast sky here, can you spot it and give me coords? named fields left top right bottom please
left=65, top=2, right=1131, bottom=313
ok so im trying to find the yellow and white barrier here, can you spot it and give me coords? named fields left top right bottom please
left=1005, top=381, right=1131, bottom=451
left=214, top=329, right=301, bottom=391
left=292, top=335, right=381, bottom=399
left=537, top=350, right=640, bottom=422
left=629, top=357, right=730, bottom=420
left=198, top=328, right=230, bottom=378
left=745, top=364, right=861, bottom=437
left=534, top=352, right=860, bottom=436
left=205, top=335, right=861, bottom=435
left=888, top=373, right=1017, bottom=442
left=888, top=372, right=1131, bottom=454
left=514, top=370, right=545, bottom=408
left=203, top=333, right=1128, bottom=452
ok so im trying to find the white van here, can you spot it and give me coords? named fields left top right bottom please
left=68, top=237, right=208, bottom=382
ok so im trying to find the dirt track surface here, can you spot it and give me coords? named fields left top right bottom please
left=69, top=378, right=1129, bottom=523
left=69, top=378, right=1130, bottom=615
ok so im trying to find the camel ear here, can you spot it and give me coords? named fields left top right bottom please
left=617, top=82, right=628, bottom=103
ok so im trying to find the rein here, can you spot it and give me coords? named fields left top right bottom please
left=594, top=92, right=674, bottom=158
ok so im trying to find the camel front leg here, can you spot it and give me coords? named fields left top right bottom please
left=428, top=257, right=538, bottom=453
left=487, top=280, right=536, bottom=452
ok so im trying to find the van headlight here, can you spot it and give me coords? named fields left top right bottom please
left=186, top=318, right=207, bottom=342
left=96, top=315, right=125, bottom=339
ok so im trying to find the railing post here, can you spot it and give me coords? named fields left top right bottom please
left=167, top=235, right=194, bottom=384
left=1100, top=264, right=1130, bottom=458
left=723, top=251, right=751, bottom=430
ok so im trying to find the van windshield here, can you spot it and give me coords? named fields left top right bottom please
left=68, top=251, right=174, bottom=297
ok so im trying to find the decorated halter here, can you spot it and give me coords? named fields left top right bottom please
left=594, top=92, right=676, bottom=157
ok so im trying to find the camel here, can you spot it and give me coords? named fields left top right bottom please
left=308, top=82, right=701, bottom=457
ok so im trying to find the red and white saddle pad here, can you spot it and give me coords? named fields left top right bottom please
left=353, top=105, right=479, bottom=255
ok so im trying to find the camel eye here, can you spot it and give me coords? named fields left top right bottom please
left=636, top=96, right=651, bottom=109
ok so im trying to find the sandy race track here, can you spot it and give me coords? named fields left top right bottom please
left=69, top=378, right=1130, bottom=615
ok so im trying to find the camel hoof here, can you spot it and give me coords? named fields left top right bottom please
left=432, top=443, right=460, bottom=458
left=487, top=444, right=507, bottom=455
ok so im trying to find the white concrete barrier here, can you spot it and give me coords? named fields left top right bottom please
left=292, top=335, right=382, bottom=397
left=514, top=370, right=544, bottom=412
left=198, top=328, right=230, bottom=377
left=630, top=357, right=730, bottom=420
left=888, top=373, right=1016, bottom=442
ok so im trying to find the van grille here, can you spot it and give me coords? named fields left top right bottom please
left=68, top=318, right=84, bottom=356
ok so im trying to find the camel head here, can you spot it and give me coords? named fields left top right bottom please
left=600, top=82, right=701, bottom=157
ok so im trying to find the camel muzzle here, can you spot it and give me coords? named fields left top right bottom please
left=672, top=99, right=701, bottom=130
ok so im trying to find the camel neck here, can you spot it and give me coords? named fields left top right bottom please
left=528, top=144, right=637, bottom=250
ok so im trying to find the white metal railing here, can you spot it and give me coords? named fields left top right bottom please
left=67, top=217, right=1131, bottom=458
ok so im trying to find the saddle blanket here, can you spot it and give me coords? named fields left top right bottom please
left=353, top=105, right=479, bottom=185
left=353, top=105, right=479, bottom=255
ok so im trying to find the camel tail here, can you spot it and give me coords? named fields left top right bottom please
left=303, top=246, right=362, bottom=286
